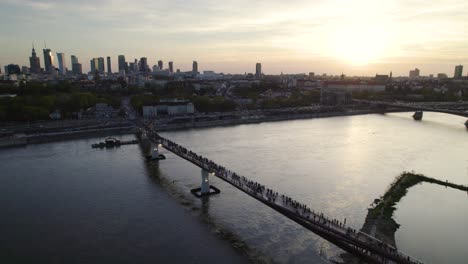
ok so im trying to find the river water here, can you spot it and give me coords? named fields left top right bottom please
left=0, top=112, right=467, bottom=263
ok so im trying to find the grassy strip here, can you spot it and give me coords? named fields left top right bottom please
left=370, top=171, right=468, bottom=219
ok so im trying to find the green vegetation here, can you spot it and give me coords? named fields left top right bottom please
left=0, top=82, right=121, bottom=121
left=370, top=171, right=468, bottom=219
left=193, top=96, right=236, bottom=112
left=260, top=90, right=320, bottom=109
left=130, top=94, right=160, bottom=114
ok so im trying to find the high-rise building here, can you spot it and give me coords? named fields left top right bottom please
left=97, top=57, right=105, bottom=73
left=43, top=48, right=54, bottom=74
left=118, top=55, right=126, bottom=73
left=72, top=63, right=82, bottom=75
left=106, top=56, right=112, bottom=74
left=454, top=65, right=463, bottom=79
left=192, top=61, right=198, bottom=73
left=158, top=60, right=163, bottom=70
left=168, top=61, right=174, bottom=73
left=71, top=55, right=78, bottom=66
left=6, top=64, right=21, bottom=74
left=29, top=46, right=41, bottom=74
left=255, top=63, right=262, bottom=77
left=409, top=68, right=420, bottom=79
left=22, top=66, right=29, bottom=74
left=90, top=58, right=99, bottom=73
left=140, top=57, right=148, bottom=72
left=56, top=53, right=66, bottom=75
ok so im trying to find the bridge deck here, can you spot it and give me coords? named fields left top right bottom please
left=137, top=119, right=422, bottom=264
left=354, top=99, right=468, bottom=118
left=135, top=120, right=422, bottom=264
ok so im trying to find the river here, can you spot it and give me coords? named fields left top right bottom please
left=0, top=112, right=467, bottom=263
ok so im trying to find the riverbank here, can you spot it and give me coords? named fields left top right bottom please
left=0, top=109, right=382, bottom=148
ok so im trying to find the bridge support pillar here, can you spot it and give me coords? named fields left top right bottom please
left=465, top=120, right=468, bottom=128
left=190, top=169, right=220, bottom=198
left=146, top=141, right=166, bottom=160
left=201, top=169, right=210, bottom=194
left=412, top=111, right=423, bottom=121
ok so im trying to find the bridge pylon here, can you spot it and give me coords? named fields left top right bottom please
left=146, top=141, right=166, bottom=160
left=190, top=169, right=220, bottom=198
left=413, top=111, right=423, bottom=121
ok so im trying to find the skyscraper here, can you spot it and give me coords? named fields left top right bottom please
left=90, top=58, right=99, bottom=73
left=140, top=57, right=148, bottom=72
left=106, top=56, right=112, bottom=74
left=72, top=63, right=82, bottom=75
left=97, top=57, right=105, bottom=73
left=43, top=48, right=54, bottom=74
left=192, top=61, right=198, bottom=73
left=56, top=53, right=66, bottom=75
left=454, top=65, right=463, bottom=79
left=255, top=63, right=262, bottom=77
left=71, top=55, right=78, bottom=65
left=118, top=55, right=126, bottom=73
left=168, top=61, right=174, bottom=73
left=29, top=46, right=41, bottom=74
left=158, top=60, right=163, bottom=70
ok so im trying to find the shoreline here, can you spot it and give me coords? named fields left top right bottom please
left=0, top=109, right=393, bottom=148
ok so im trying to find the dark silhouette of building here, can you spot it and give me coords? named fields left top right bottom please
left=6, top=64, right=21, bottom=74
left=168, top=61, right=173, bottom=73
left=140, top=57, right=148, bottom=72
left=72, top=63, right=82, bottom=75
left=454, top=65, right=463, bottom=79
left=192, top=61, right=198, bottom=73
left=29, top=46, right=41, bottom=74
left=97, top=57, right=105, bottom=73
left=107, top=56, right=112, bottom=74
left=256, top=63, right=262, bottom=77
left=118, top=55, right=126, bottom=73
left=158, top=60, right=163, bottom=70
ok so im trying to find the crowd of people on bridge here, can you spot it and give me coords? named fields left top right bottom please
left=152, top=135, right=422, bottom=264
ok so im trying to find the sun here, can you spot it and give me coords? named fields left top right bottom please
left=331, top=23, right=389, bottom=66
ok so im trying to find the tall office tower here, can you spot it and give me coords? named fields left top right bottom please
left=255, top=63, right=262, bottom=77
left=118, top=55, right=126, bottom=73
left=140, top=57, right=148, bottom=72
left=454, top=65, right=463, bottom=79
left=43, top=48, right=55, bottom=74
left=168, top=61, right=173, bottom=73
left=158, top=60, right=163, bottom=70
left=106, top=56, right=112, bottom=74
left=29, top=46, right=41, bottom=74
left=192, top=61, right=198, bottom=73
left=72, top=63, right=82, bottom=75
left=56, top=53, right=66, bottom=75
left=97, top=57, right=105, bottom=73
left=90, top=58, right=99, bottom=73
left=128, top=62, right=135, bottom=73
left=409, top=68, right=420, bottom=79
left=22, top=66, right=30, bottom=74
left=71, top=55, right=78, bottom=65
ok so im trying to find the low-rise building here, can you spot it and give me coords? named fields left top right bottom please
left=142, top=106, right=158, bottom=118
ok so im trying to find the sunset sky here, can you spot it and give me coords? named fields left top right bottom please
left=1, top=0, right=467, bottom=76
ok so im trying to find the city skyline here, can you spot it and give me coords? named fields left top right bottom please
left=1, top=0, right=468, bottom=76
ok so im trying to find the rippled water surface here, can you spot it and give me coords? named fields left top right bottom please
left=1, top=112, right=467, bottom=263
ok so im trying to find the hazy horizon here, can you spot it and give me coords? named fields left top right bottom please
left=1, top=0, right=467, bottom=76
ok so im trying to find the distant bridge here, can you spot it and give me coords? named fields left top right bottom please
left=133, top=118, right=423, bottom=264
left=354, top=99, right=468, bottom=127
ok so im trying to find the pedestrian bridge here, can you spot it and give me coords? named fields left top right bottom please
left=135, top=119, right=423, bottom=264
